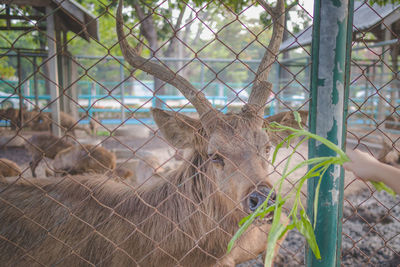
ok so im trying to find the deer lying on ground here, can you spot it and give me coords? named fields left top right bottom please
left=0, top=107, right=41, bottom=130
left=45, top=144, right=116, bottom=177
left=0, top=107, right=92, bottom=136
left=26, top=133, right=116, bottom=177
left=0, top=107, right=45, bottom=130
left=0, top=107, right=22, bottom=129
left=0, top=0, right=296, bottom=265
left=32, top=111, right=93, bottom=136
left=26, top=133, right=75, bottom=177
left=0, top=158, right=21, bottom=178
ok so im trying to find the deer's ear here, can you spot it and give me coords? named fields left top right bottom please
left=264, top=110, right=308, bottom=146
left=152, top=108, right=202, bottom=149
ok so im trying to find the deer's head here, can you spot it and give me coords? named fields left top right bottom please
left=116, top=0, right=300, bottom=215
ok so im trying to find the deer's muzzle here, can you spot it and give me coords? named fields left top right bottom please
left=246, top=185, right=276, bottom=212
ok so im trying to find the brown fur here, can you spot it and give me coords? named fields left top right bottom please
left=47, top=145, right=117, bottom=176
left=0, top=108, right=44, bottom=130
left=109, top=167, right=134, bottom=181
left=0, top=0, right=294, bottom=262
left=124, top=151, right=168, bottom=188
left=0, top=107, right=299, bottom=266
left=0, top=158, right=21, bottom=178
left=26, top=133, right=75, bottom=177
left=0, top=174, right=243, bottom=266
left=264, top=110, right=309, bottom=145
left=31, top=111, right=92, bottom=136
left=384, top=113, right=400, bottom=131
left=0, top=107, right=20, bottom=129
left=218, top=215, right=289, bottom=266
left=0, top=108, right=91, bottom=135
left=88, top=113, right=99, bottom=136
left=22, top=109, right=42, bottom=129
left=378, top=139, right=400, bottom=169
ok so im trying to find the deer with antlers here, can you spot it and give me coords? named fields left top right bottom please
left=0, top=0, right=300, bottom=265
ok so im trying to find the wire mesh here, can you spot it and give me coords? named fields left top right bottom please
left=0, top=0, right=398, bottom=266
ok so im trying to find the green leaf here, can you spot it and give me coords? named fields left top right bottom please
left=229, top=121, right=396, bottom=266
left=264, top=224, right=287, bottom=267
left=227, top=214, right=254, bottom=253
left=238, top=213, right=253, bottom=226
left=293, top=111, right=304, bottom=129
left=370, top=181, right=396, bottom=196
left=312, top=163, right=332, bottom=228
left=278, top=222, right=295, bottom=240
left=269, top=123, right=349, bottom=161
left=264, top=203, right=285, bottom=267
left=297, top=209, right=321, bottom=259
left=227, top=183, right=278, bottom=253
left=272, top=137, right=285, bottom=165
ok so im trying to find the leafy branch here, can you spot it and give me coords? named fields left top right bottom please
left=227, top=111, right=395, bottom=267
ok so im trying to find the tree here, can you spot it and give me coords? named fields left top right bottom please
left=0, top=0, right=314, bottom=104
left=84, top=0, right=289, bottom=106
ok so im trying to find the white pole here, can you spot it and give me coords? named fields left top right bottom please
left=46, top=6, right=61, bottom=137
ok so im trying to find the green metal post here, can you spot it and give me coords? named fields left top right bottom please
left=306, top=1, right=354, bottom=267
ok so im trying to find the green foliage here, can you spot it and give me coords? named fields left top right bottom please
left=96, top=130, right=114, bottom=136
left=371, top=181, right=396, bottom=196
left=0, top=0, right=312, bottom=93
left=227, top=112, right=395, bottom=267
left=191, top=0, right=250, bottom=12
left=370, top=0, right=400, bottom=6
left=0, top=57, right=15, bottom=79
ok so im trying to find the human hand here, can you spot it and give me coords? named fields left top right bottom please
left=343, top=149, right=382, bottom=182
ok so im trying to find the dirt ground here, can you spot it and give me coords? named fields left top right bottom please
left=238, top=189, right=400, bottom=267
left=0, top=127, right=399, bottom=266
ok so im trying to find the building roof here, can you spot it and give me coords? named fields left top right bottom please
left=52, top=0, right=99, bottom=42
left=280, top=2, right=400, bottom=51
left=0, top=0, right=99, bottom=42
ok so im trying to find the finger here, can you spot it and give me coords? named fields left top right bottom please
left=343, top=162, right=352, bottom=171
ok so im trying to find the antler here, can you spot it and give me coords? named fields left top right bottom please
left=116, top=0, right=214, bottom=117
left=247, top=0, right=285, bottom=115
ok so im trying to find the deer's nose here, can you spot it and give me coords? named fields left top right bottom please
left=248, top=186, right=275, bottom=212
left=248, top=192, right=265, bottom=212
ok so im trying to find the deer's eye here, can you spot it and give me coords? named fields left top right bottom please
left=266, top=145, right=272, bottom=154
left=208, top=153, right=224, bottom=165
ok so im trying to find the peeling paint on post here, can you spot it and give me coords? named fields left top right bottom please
left=306, top=0, right=354, bottom=267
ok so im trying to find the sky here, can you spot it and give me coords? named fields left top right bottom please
left=122, top=0, right=315, bottom=42
left=245, top=0, right=314, bottom=19
left=196, top=0, right=315, bottom=39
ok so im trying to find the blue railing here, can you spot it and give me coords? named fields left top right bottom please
left=0, top=94, right=228, bottom=125
left=1, top=81, right=399, bottom=130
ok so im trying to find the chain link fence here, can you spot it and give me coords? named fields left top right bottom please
left=0, top=0, right=399, bottom=266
